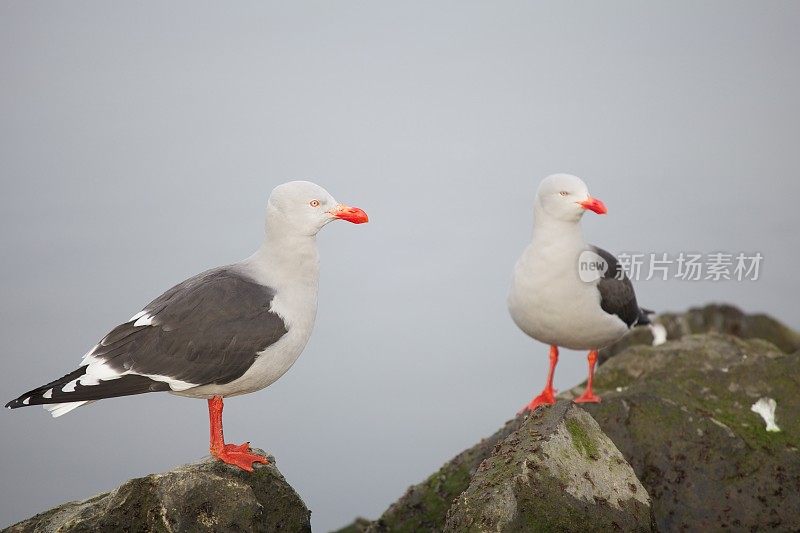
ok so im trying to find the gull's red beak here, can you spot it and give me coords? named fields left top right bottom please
left=329, top=204, right=369, bottom=224
left=578, top=197, right=607, bottom=215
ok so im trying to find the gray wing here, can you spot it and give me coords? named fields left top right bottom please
left=93, top=266, right=289, bottom=386
left=6, top=267, right=289, bottom=409
left=591, top=246, right=650, bottom=328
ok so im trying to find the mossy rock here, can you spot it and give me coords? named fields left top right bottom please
left=4, top=450, right=311, bottom=533
left=360, top=403, right=653, bottom=533
left=574, top=334, right=800, bottom=530
left=443, top=402, right=654, bottom=532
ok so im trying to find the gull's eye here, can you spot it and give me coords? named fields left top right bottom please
left=309, top=199, right=320, bottom=207
left=559, top=191, right=569, bottom=197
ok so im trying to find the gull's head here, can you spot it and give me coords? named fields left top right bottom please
left=535, top=173, right=607, bottom=222
left=268, top=180, right=368, bottom=236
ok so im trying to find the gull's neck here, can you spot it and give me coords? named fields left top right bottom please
left=531, top=201, right=586, bottom=250
left=239, top=209, right=320, bottom=289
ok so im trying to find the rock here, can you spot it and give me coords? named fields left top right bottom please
left=599, top=303, right=800, bottom=364
left=365, top=404, right=653, bottom=533
left=3, top=450, right=311, bottom=533
left=570, top=333, right=800, bottom=531
left=342, top=308, right=800, bottom=532
left=443, top=402, right=654, bottom=532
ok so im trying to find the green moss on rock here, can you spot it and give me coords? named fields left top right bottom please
left=565, top=418, right=599, bottom=460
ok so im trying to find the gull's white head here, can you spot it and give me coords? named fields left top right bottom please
left=267, top=180, right=368, bottom=236
left=535, top=173, right=607, bottom=222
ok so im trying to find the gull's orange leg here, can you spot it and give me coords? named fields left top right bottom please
left=574, top=350, right=601, bottom=404
left=208, top=395, right=268, bottom=471
left=519, top=345, right=559, bottom=414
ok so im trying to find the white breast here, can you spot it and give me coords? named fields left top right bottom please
left=508, top=241, right=628, bottom=351
left=226, top=281, right=319, bottom=396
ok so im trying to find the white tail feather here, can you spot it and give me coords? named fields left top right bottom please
left=649, top=323, right=667, bottom=346
left=45, top=401, right=90, bottom=417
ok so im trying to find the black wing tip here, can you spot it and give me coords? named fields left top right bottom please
left=6, top=398, right=25, bottom=409
left=4, top=366, right=92, bottom=411
left=6, top=390, right=41, bottom=408
left=635, top=307, right=655, bottom=326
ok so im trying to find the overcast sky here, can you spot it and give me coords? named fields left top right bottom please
left=1, top=2, right=799, bottom=531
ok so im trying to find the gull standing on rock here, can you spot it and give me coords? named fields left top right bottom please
left=6, top=181, right=368, bottom=471
left=508, top=174, right=651, bottom=413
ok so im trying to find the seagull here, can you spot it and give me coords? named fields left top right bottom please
left=508, top=174, right=650, bottom=413
left=5, top=180, right=368, bottom=471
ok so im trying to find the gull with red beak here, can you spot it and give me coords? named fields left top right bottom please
left=508, top=174, right=650, bottom=413
left=6, top=180, right=367, bottom=471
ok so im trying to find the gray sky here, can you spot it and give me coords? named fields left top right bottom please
left=1, top=2, right=798, bottom=531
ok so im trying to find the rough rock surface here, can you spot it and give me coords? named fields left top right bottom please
left=443, top=402, right=654, bottom=532
left=4, top=450, right=311, bottom=533
left=361, top=404, right=653, bottom=533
